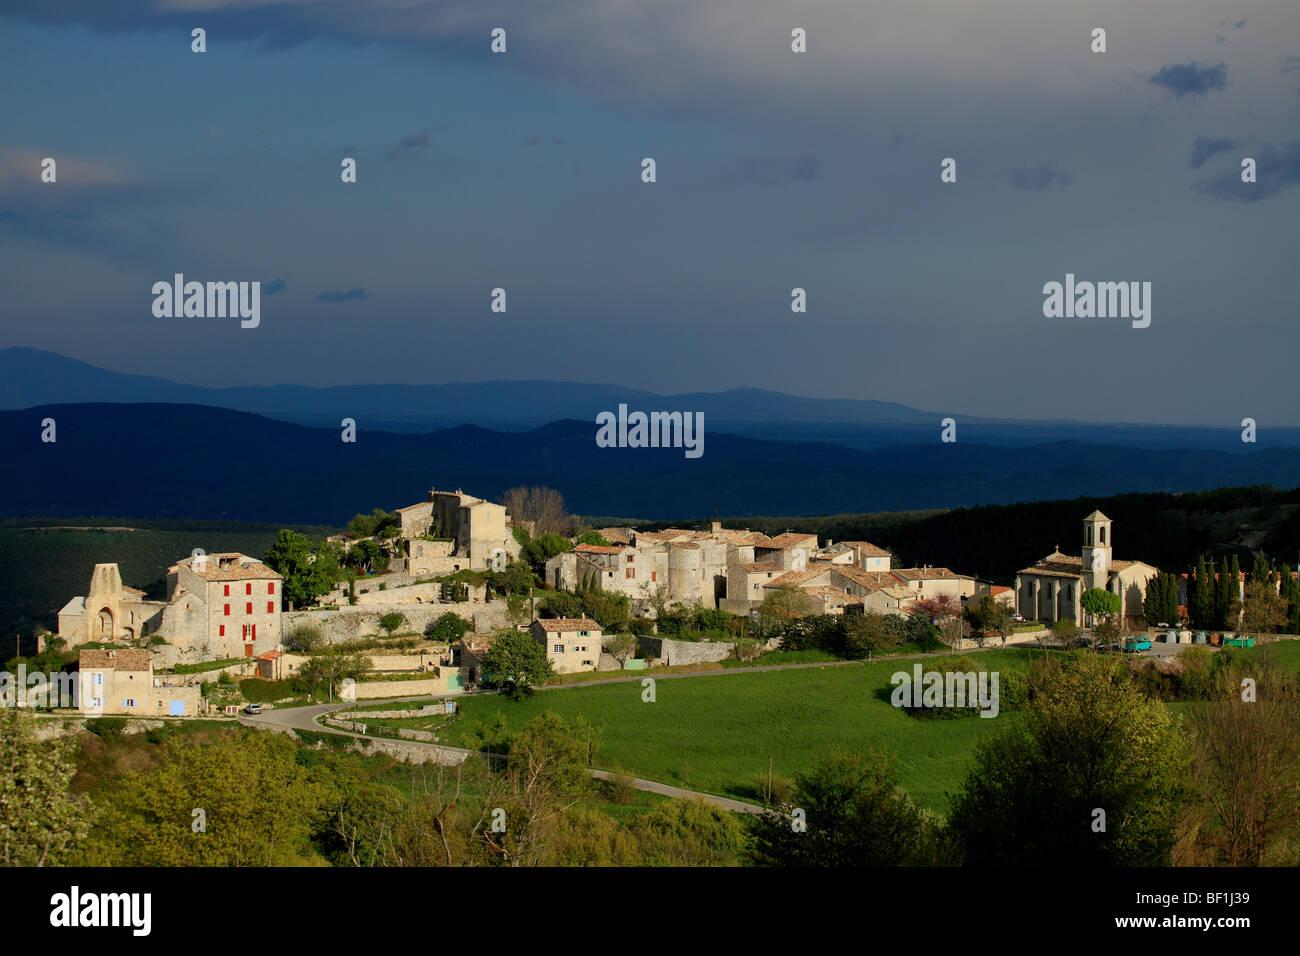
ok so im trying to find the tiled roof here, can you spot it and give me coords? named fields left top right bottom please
left=1018, top=552, right=1084, bottom=578
left=535, top=618, right=601, bottom=632
left=172, top=553, right=283, bottom=582
left=257, top=650, right=284, bottom=661
left=841, top=541, right=892, bottom=556
left=767, top=567, right=831, bottom=589
left=737, top=561, right=783, bottom=573
left=758, top=532, right=818, bottom=550
left=79, top=648, right=151, bottom=672
left=892, top=567, right=964, bottom=581
left=832, top=567, right=899, bottom=591
left=574, top=544, right=627, bottom=555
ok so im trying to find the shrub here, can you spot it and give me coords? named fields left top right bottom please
left=749, top=772, right=795, bottom=808
left=239, top=678, right=286, bottom=703
left=284, top=624, right=323, bottom=654
left=425, top=612, right=470, bottom=643
left=378, top=612, right=406, bottom=636
left=86, top=716, right=126, bottom=738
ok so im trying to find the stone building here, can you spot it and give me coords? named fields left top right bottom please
left=78, top=648, right=202, bottom=717
left=396, top=487, right=521, bottom=575
left=531, top=618, right=603, bottom=674
left=1015, top=511, right=1158, bottom=627
left=59, top=552, right=283, bottom=662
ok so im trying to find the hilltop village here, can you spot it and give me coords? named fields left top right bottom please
left=44, top=485, right=1184, bottom=717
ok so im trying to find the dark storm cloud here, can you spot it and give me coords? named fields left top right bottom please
left=1189, top=136, right=1238, bottom=168
left=1149, top=62, right=1227, bottom=98
left=1004, top=163, right=1073, bottom=190
left=385, top=133, right=431, bottom=158
left=316, top=288, right=370, bottom=302
left=1194, top=141, right=1300, bottom=201
left=788, top=154, right=821, bottom=181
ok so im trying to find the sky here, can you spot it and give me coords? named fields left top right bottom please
left=1, top=0, right=1298, bottom=425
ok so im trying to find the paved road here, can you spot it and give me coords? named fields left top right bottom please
left=240, top=701, right=769, bottom=816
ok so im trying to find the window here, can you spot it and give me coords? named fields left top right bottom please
left=554, top=645, right=564, bottom=654
left=579, top=630, right=589, bottom=637
left=252, top=624, right=257, bottom=640
left=268, top=582, right=275, bottom=594
left=651, top=571, right=657, bottom=582
left=267, top=601, right=274, bottom=614
left=224, top=604, right=230, bottom=616
left=89, top=698, right=103, bottom=709
left=627, top=555, right=634, bottom=563
left=1100, top=527, right=1106, bottom=545
left=246, top=583, right=252, bottom=595
left=224, top=584, right=230, bottom=596
left=124, top=698, right=136, bottom=708
left=246, top=603, right=252, bottom=615
left=219, top=625, right=225, bottom=637
left=93, top=673, right=104, bottom=687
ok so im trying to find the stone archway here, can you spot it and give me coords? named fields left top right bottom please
left=97, top=607, right=115, bottom=639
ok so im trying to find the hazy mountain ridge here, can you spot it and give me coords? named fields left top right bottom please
left=6, top=403, right=1300, bottom=524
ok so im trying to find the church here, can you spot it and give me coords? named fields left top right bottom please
left=1015, top=511, right=1158, bottom=627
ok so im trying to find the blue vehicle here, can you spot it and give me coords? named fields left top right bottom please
left=1124, top=637, right=1152, bottom=652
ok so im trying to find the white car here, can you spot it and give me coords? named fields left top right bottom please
left=244, top=703, right=263, bottom=715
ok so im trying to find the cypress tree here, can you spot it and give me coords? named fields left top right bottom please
left=1192, top=557, right=1212, bottom=629
left=1227, top=554, right=1242, bottom=628
left=1162, top=571, right=1179, bottom=625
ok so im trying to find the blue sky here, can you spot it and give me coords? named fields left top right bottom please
left=1, top=1, right=1298, bottom=425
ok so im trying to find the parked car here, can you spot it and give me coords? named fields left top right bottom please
left=244, top=703, right=263, bottom=715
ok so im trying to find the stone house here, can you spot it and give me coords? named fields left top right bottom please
left=396, top=487, right=522, bottom=575
left=78, top=648, right=202, bottom=717
left=530, top=618, right=603, bottom=674
left=59, top=552, right=282, bottom=662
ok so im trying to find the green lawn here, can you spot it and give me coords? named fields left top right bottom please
left=435, top=649, right=1047, bottom=814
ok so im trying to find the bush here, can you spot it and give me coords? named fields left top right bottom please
left=425, top=612, right=470, bottom=643
left=378, top=612, right=406, bottom=636
left=628, top=617, right=655, bottom=636
left=605, top=771, right=637, bottom=805
left=748, top=772, right=795, bottom=808
left=217, top=670, right=233, bottom=685
left=284, top=624, right=323, bottom=654
left=86, top=716, right=126, bottom=738
left=239, top=678, right=286, bottom=703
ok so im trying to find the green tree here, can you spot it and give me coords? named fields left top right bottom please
left=1280, top=567, right=1300, bottom=634
left=378, top=612, right=405, bottom=636
left=347, top=508, right=398, bottom=540
left=263, top=530, right=338, bottom=609
left=1190, top=556, right=1213, bottom=629
left=575, top=530, right=611, bottom=547
left=1240, top=580, right=1287, bottom=641
left=0, top=708, right=90, bottom=865
left=1080, top=587, right=1121, bottom=629
left=283, top=623, right=323, bottom=654
left=425, top=612, right=470, bottom=643
left=632, top=798, right=749, bottom=866
left=482, top=630, right=554, bottom=699
left=949, top=654, right=1190, bottom=865
left=84, top=730, right=323, bottom=866
left=750, top=750, right=949, bottom=866
left=296, top=649, right=373, bottom=699
left=605, top=632, right=637, bottom=665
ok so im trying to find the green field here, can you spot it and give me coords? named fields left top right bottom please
left=432, top=649, right=1051, bottom=814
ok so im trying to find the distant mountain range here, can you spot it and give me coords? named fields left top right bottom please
left=5, top=403, right=1300, bottom=524
left=3, top=348, right=1296, bottom=451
